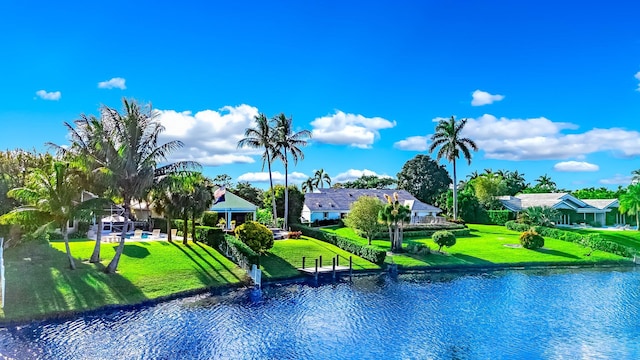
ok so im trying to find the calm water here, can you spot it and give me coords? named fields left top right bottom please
left=1, top=268, right=640, bottom=359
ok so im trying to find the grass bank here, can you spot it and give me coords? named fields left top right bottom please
left=323, top=224, right=631, bottom=268
left=564, top=228, right=640, bottom=251
left=0, top=239, right=247, bottom=323
left=261, top=236, right=381, bottom=280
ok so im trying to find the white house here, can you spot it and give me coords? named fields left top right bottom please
left=301, top=188, right=442, bottom=224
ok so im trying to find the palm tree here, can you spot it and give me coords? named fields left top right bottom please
left=535, top=174, right=557, bottom=191
left=429, top=116, right=478, bottom=220
left=313, top=168, right=331, bottom=188
left=187, top=174, right=214, bottom=242
left=377, top=192, right=411, bottom=252
left=56, top=98, right=198, bottom=273
left=4, top=161, right=107, bottom=269
left=273, top=113, right=311, bottom=229
left=631, top=169, right=640, bottom=184
left=237, top=113, right=278, bottom=227
left=619, top=184, right=640, bottom=230
left=302, top=177, right=316, bottom=193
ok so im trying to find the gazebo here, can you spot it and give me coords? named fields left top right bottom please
left=210, top=188, right=258, bottom=230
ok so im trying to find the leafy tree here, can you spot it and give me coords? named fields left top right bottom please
left=313, top=168, right=331, bottom=188
left=262, top=184, right=305, bottom=227
left=518, top=206, right=559, bottom=227
left=632, top=169, right=640, bottom=184
left=342, top=175, right=396, bottom=189
left=619, top=184, right=640, bottom=230
left=429, top=116, right=478, bottom=220
left=54, top=98, right=198, bottom=273
left=470, top=173, right=506, bottom=208
left=256, top=208, right=273, bottom=225
left=237, top=113, right=278, bottom=226
left=571, top=186, right=625, bottom=200
left=187, top=174, right=214, bottom=242
left=273, top=113, right=311, bottom=230
left=301, top=177, right=316, bottom=193
left=213, top=174, right=234, bottom=188
left=397, top=154, right=451, bottom=204
left=503, top=170, right=527, bottom=196
left=234, top=221, right=274, bottom=254
left=344, top=196, right=384, bottom=245
left=432, top=230, right=456, bottom=252
left=378, top=192, right=411, bottom=252
left=233, top=181, right=263, bottom=206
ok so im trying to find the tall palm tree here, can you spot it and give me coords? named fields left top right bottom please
left=429, top=116, right=478, bottom=220
left=56, top=98, right=198, bottom=273
left=302, top=177, right=316, bottom=193
left=535, top=174, right=557, bottom=191
left=4, top=161, right=108, bottom=269
left=187, top=174, right=214, bottom=242
left=619, top=184, right=640, bottom=230
left=273, top=113, right=311, bottom=229
left=631, top=169, right=640, bottom=184
left=237, top=113, right=278, bottom=227
left=313, top=168, right=331, bottom=188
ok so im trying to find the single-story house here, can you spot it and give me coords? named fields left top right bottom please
left=210, top=187, right=258, bottom=230
left=498, top=193, right=627, bottom=226
left=301, top=188, right=442, bottom=224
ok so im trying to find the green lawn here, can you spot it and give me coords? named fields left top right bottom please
left=324, top=224, right=630, bottom=268
left=564, top=228, right=640, bottom=251
left=0, top=239, right=247, bottom=322
left=260, top=236, right=381, bottom=279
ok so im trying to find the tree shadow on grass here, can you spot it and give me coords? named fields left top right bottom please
left=259, top=252, right=300, bottom=279
left=168, top=241, right=241, bottom=283
left=2, top=242, right=147, bottom=322
left=122, top=244, right=151, bottom=259
left=535, top=248, right=581, bottom=259
left=192, top=241, right=243, bottom=279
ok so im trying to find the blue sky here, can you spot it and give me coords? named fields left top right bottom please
left=2, top=0, right=640, bottom=190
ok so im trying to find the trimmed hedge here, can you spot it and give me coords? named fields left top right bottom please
left=505, top=221, right=634, bottom=258
left=195, top=225, right=225, bottom=248
left=290, top=224, right=386, bottom=264
left=403, top=228, right=470, bottom=239
left=223, top=234, right=260, bottom=266
left=487, top=210, right=511, bottom=226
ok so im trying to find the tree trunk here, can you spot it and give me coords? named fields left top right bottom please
left=106, top=205, right=130, bottom=274
left=452, top=157, right=458, bottom=220
left=167, top=215, right=173, bottom=242
left=367, top=236, right=372, bottom=246
left=191, top=214, right=197, bottom=242
left=636, top=213, right=639, bottom=231
left=90, top=217, right=102, bottom=263
left=183, top=213, right=189, bottom=245
left=63, top=223, right=76, bottom=270
left=283, top=152, right=289, bottom=230
left=267, top=158, right=278, bottom=228
left=387, top=225, right=393, bottom=243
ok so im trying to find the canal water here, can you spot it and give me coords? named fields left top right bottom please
left=1, top=267, right=639, bottom=359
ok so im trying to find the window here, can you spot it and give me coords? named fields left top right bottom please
left=323, top=212, right=328, bottom=219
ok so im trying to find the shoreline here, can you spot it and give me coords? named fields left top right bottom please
left=1, top=259, right=635, bottom=328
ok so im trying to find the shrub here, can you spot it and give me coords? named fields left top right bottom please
left=404, top=228, right=470, bottom=239
left=406, top=242, right=431, bottom=255
left=222, top=234, right=260, bottom=266
left=152, top=217, right=167, bottom=232
left=290, top=224, right=387, bottom=264
left=531, top=226, right=634, bottom=258
left=195, top=225, right=225, bottom=248
left=288, top=231, right=302, bottom=239
left=518, top=206, right=559, bottom=227
left=519, top=230, right=544, bottom=249
left=201, top=212, right=219, bottom=227
left=256, top=208, right=273, bottom=225
left=432, top=230, right=456, bottom=252
left=487, top=210, right=511, bottom=226
left=234, top=221, right=274, bottom=254
left=505, top=220, right=531, bottom=232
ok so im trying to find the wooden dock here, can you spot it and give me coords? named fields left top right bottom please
left=297, top=255, right=353, bottom=279
left=299, top=265, right=352, bottom=275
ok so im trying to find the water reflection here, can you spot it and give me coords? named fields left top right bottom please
left=1, top=267, right=639, bottom=359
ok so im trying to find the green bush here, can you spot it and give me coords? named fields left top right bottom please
left=505, top=220, right=531, bottom=232
left=201, top=212, right=219, bottom=227
left=195, top=225, right=224, bottom=247
left=234, top=221, right=274, bottom=254
left=222, top=234, right=260, bottom=266
left=152, top=217, right=167, bottom=232
left=432, top=230, right=456, bottom=252
left=406, top=242, right=431, bottom=255
left=531, top=226, right=634, bottom=258
left=290, top=224, right=387, bottom=264
left=520, top=230, right=544, bottom=249
left=403, top=228, right=470, bottom=239
left=487, top=210, right=511, bottom=226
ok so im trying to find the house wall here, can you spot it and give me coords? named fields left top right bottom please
left=310, top=211, right=343, bottom=222
left=606, top=208, right=631, bottom=225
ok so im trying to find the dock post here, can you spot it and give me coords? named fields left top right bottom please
left=332, top=257, right=336, bottom=280
left=302, top=256, right=306, bottom=269
left=315, top=258, right=319, bottom=281
left=349, top=256, right=353, bottom=276
left=319, top=255, right=323, bottom=268
left=336, top=255, right=339, bottom=267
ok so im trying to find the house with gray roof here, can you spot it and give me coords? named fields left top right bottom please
left=498, top=193, right=626, bottom=226
left=301, top=188, right=442, bottom=224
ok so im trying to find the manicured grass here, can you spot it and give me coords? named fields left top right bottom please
left=323, top=224, right=630, bottom=268
left=0, top=239, right=247, bottom=322
left=260, top=236, right=381, bottom=280
left=564, top=228, right=640, bottom=251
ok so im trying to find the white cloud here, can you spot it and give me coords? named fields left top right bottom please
left=35, top=90, right=61, bottom=101
left=333, top=169, right=392, bottom=183
left=98, top=77, right=126, bottom=90
left=471, top=90, right=504, bottom=106
left=237, top=171, right=308, bottom=184
left=553, top=161, right=599, bottom=172
left=599, top=174, right=633, bottom=186
left=156, top=104, right=260, bottom=166
left=635, top=72, right=640, bottom=91
left=310, top=110, right=396, bottom=148
left=393, top=136, right=429, bottom=151
left=459, top=114, right=640, bottom=160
